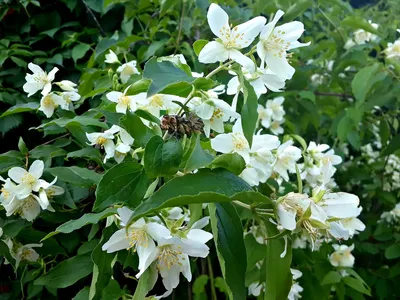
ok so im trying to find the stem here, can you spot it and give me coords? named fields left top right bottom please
left=40, top=133, right=70, bottom=146
left=177, top=86, right=196, bottom=115
left=174, top=1, right=186, bottom=55
left=207, top=256, right=218, bottom=300
left=80, top=0, right=106, bottom=37
left=232, top=200, right=252, bottom=210
left=205, top=61, right=233, bottom=79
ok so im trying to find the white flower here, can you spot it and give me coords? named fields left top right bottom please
left=277, top=192, right=312, bottom=230
left=380, top=203, right=400, bottom=224
left=199, top=4, right=266, bottom=71
left=8, top=160, right=49, bottom=194
left=114, top=128, right=134, bottom=164
left=320, top=192, right=362, bottom=219
left=353, top=21, right=378, bottom=44
left=117, top=60, right=140, bottom=83
left=288, top=269, right=303, bottom=300
left=329, top=244, right=355, bottom=267
left=102, top=207, right=171, bottom=275
left=227, top=67, right=286, bottom=99
left=61, top=91, right=81, bottom=109
left=5, top=239, right=42, bottom=269
left=86, top=125, right=121, bottom=162
left=137, top=93, right=184, bottom=118
left=339, top=217, right=366, bottom=237
left=38, top=92, right=66, bottom=118
left=248, top=281, right=264, bottom=296
left=55, top=80, right=77, bottom=91
left=211, top=119, right=251, bottom=162
left=274, top=140, right=302, bottom=181
left=107, top=88, right=139, bottom=114
left=344, top=39, right=356, bottom=49
left=105, top=50, right=120, bottom=64
left=384, top=40, right=400, bottom=59
left=23, top=63, right=58, bottom=97
left=189, top=92, right=240, bottom=137
left=269, top=119, right=284, bottom=135
left=257, top=10, right=310, bottom=80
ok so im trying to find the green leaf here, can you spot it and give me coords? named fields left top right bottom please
left=144, top=136, right=183, bottom=178
left=341, top=16, right=379, bottom=34
left=381, top=135, right=400, bottom=156
left=72, top=43, right=91, bottom=63
left=34, top=253, right=93, bottom=288
left=284, top=0, right=313, bottom=22
left=299, top=91, right=315, bottom=103
left=73, top=287, right=90, bottom=300
left=264, top=219, right=293, bottom=300
left=385, top=243, right=400, bottom=259
left=241, top=80, right=258, bottom=147
left=18, top=137, right=28, bottom=154
left=95, top=38, right=117, bottom=59
left=209, top=202, right=247, bottom=300
left=30, top=145, right=67, bottom=160
left=343, top=276, right=371, bottom=296
left=0, top=102, right=39, bottom=118
left=351, top=64, right=380, bottom=104
left=182, top=134, right=214, bottom=172
left=143, top=57, right=195, bottom=97
left=337, top=116, right=352, bottom=142
left=42, top=208, right=117, bottom=240
left=193, top=40, right=208, bottom=56
left=127, top=168, right=252, bottom=224
left=0, top=150, right=24, bottom=174
left=47, top=167, right=102, bottom=187
left=0, top=239, right=15, bottom=267
left=36, top=116, right=108, bottom=130
left=132, top=269, right=152, bottom=300
left=94, top=162, right=149, bottom=212
left=67, top=148, right=103, bottom=165
left=321, top=271, right=342, bottom=285
left=209, top=153, right=246, bottom=175
left=120, top=112, right=155, bottom=146
left=379, top=119, right=390, bottom=146
left=102, top=279, right=123, bottom=300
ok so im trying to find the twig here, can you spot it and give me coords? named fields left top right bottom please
left=207, top=256, right=218, bottom=300
left=314, top=91, right=354, bottom=99
left=174, top=1, right=186, bottom=54
left=80, top=0, right=106, bottom=37
left=41, top=133, right=70, bottom=146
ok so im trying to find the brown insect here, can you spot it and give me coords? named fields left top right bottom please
left=161, top=113, right=204, bottom=138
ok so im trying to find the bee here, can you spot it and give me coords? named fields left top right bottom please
left=161, top=113, right=204, bottom=138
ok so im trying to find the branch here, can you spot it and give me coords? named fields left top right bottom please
left=80, top=0, right=106, bottom=37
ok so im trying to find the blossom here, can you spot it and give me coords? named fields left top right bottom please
left=55, top=80, right=77, bottom=91
left=211, top=119, right=251, bottom=162
left=274, top=140, right=302, bottom=181
left=102, top=207, right=171, bottom=275
left=329, top=244, right=355, bottom=267
left=199, top=4, right=266, bottom=71
left=5, top=239, right=42, bottom=269
left=339, top=217, right=366, bottom=237
left=353, top=21, right=379, bottom=44
left=107, top=88, right=139, bottom=114
left=23, top=63, right=58, bottom=97
left=136, top=93, right=184, bottom=118
left=61, top=91, right=81, bottom=109
left=226, top=67, right=286, bottom=99
left=86, top=125, right=121, bottom=162
left=257, top=10, right=310, bottom=80
left=380, top=203, right=400, bottom=224
left=320, top=192, right=362, bottom=219
left=276, top=192, right=312, bottom=230
left=39, top=92, right=66, bottom=118
left=384, top=39, right=400, bottom=59
left=8, top=160, right=48, bottom=194
left=105, top=50, right=120, bottom=64
left=248, top=281, right=264, bottom=296
left=117, top=60, right=140, bottom=83
left=288, top=269, right=303, bottom=300
left=114, top=128, right=134, bottom=163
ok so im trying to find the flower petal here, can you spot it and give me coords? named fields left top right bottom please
left=29, top=160, right=44, bottom=179
left=232, top=16, right=266, bottom=48
left=8, top=167, right=27, bottom=184
left=229, top=49, right=255, bottom=72
left=211, top=134, right=234, bottom=154
left=199, top=41, right=229, bottom=64
left=102, top=229, right=130, bottom=253
left=265, top=52, right=295, bottom=80
left=207, top=3, right=229, bottom=39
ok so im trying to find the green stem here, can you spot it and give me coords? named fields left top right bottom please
left=207, top=256, right=218, bottom=300
left=177, top=85, right=196, bottom=115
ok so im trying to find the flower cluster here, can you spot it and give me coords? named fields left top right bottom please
left=23, top=63, right=81, bottom=118
left=258, top=97, right=286, bottom=135
left=384, top=29, right=400, bottom=59
left=344, top=20, right=379, bottom=49
left=329, top=244, right=355, bottom=268
left=102, top=207, right=212, bottom=297
left=0, top=160, right=63, bottom=221
left=380, top=203, right=400, bottom=224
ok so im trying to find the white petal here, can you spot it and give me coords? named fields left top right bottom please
left=265, top=52, right=295, bottom=80
left=250, top=78, right=267, bottom=98
left=23, top=82, right=41, bottom=97
left=180, top=239, right=210, bottom=258
left=119, top=128, right=134, bottom=146
left=227, top=76, right=240, bottom=95
left=199, top=41, right=229, bottom=64
left=187, top=229, right=213, bottom=244
left=118, top=207, right=134, bottom=226
left=232, top=16, right=266, bottom=48
left=28, top=62, right=44, bottom=74
left=196, top=102, right=214, bottom=120
left=260, top=10, right=285, bottom=39
left=41, top=83, right=52, bottom=96
left=47, top=67, right=59, bottom=81
left=211, top=134, right=234, bottom=153
left=8, top=167, right=27, bottom=184
left=102, top=229, right=130, bottom=253
left=191, top=217, right=210, bottom=229
left=137, top=239, right=156, bottom=272
left=323, top=193, right=361, bottom=218
left=207, top=3, right=229, bottom=39
left=275, top=22, right=305, bottom=43
left=277, top=205, right=296, bottom=230
left=38, top=189, right=50, bottom=210
left=103, top=140, right=116, bottom=158
left=146, top=223, right=171, bottom=242
left=160, top=264, right=181, bottom=291
left=106, top=91, right=122, bottom=103
left=181, top=254, right=192, bottom=282
left=29, top=160, right=44, bottom=179
left=260, top=73, right=286, bottom=92
left=229, top=49, right=255, bottom=72
left=116, top=102, right=128, bottom=114
left=329, top=222, right=350, bottom=240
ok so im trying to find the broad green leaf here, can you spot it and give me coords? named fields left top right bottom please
left=125, top=79, right=151, bottom=95
left=120, top=112, right=156, bottom=146
left=209, top=153, right=246, bottom=175
left=337, top=116, right=352, bottom=142
left=143, top=57, right=195, bottom=96
left=18, top=137, right=28, bottom=154
left=341, top=16, right=379, bottom=34
left=299, top=91, right=315, bottom=103
left=67, top=148, right=103, bottom=165
left=0, top=240, right=15, bottom=268
left=95, top=38, right=117, bottom=58
left=72, top=43, right=91, bottom=62
left=381, top=135, right=400, bottom=156
left=385, top=243, right=400, bottom=259
left=132, top=269, right=152, bottom=300
left=0, top=150, right=24, bottom=173
left=244, top=232, right=267, bottom=272
left=209, top=202, right=247, bottom=300
left=102, top=279, right=123, bottom=300
left=343, top=276, right=371, bottom=296
left=47, top=167, right=102, bottom=187
left=144, top=136, right=183, bottom=178
left=36, top=116, right=108, bottom=130
left=263, top=220, right=293, bottom=300
left=182, top=134, right=213, bottom=172
left=34, top=253, right=93, bottom=288
left=94, top=162, right=149, bottom=212
left=379, top=119, right=390, bottom=145
left=29, top=145, right=67, bottom=160
left=128, top=168, right=252, bottom=224
left=193, top=40, right=208, bottom=56
left=0, top=102, right=39, bottom=118
left=73, top=287, right=90, bottom=300
left=42, top=208, right=117, bottom=240
left=241, top=80, right=258, bottom=147
left=321, top=271, right=342, bottom=285
left=351, top=64, right=380, bottom=104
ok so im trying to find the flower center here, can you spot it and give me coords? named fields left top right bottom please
left=119, top=95, right=131, bottom=106
left=33, top=72, right=48, bottom=85
left=0, top=186, right=10, bottom=199
left=211, top=108, right=223, bottom=121
left=232, top=133, right=249, bottom=152
left=96, top=137, right=107, bottom=145
left=127, top=228, right=149, bottom=249
left=122, top=65, right=134, bottom=75
left=21, top=173, right=36, bottom=186
left=21, top=248, right=34, bottom=261
left=157, top=245, right=183, bottom=270
left=150, top=95, right=164, bottom=107
left=43, top=95, right=55, bottom=108
left=263, top=31, right=290, bottom=58
left=219, top=26, right=245, bottom=49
